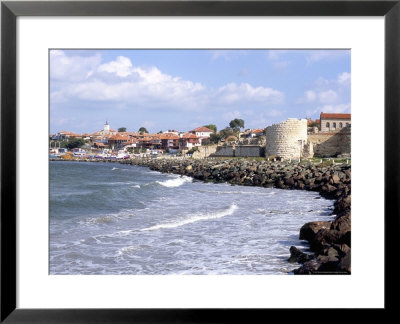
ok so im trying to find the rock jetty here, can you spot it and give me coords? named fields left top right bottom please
left=119, top=157, right=351, bottom=274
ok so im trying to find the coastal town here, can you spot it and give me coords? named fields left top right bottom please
left=50, top=111, right=351, bottom=275
left=50, top=112, right=351, bottom=161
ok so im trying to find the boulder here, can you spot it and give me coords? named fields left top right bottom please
left=299, top=221, right=332, bottom=242
left=310, top=229, right=341, bottom=252
left=337, top=250, right=351, bottom=273
left=288, top=246, right=314, bottom=264
left=330, top=212, right=351, bottom=233
left=293, top=259, right=321, bottom=274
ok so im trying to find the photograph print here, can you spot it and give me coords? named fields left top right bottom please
left=49, top=49, right=351, bottom=275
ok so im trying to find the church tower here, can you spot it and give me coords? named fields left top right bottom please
left=104, top=120, right=110, bottom=133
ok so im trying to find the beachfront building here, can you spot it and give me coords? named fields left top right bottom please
left=320, top=113, right=351, bottom=132
left=107, top=134, right=134, bottom=149
left=160, top=133, right=180, bottom=151
left=188, top=126, right=213, bottom=138
left=179, top=133, right=200, bottom=150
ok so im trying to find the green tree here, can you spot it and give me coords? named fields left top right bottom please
left=219, top=127, right=236, bottom=139
left=204, top=124, right=217, bottom=133
left=139, top=127, right=149, bottom=134
left=210, top=133, right=222, bottom=144
left=229, top=118, right=245, bottom=131
left=118, top=127, right=127, bottom=132
left=65, top=138, right=85, bottom=150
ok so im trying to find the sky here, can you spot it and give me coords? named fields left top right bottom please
left=50, top=49, right=350, bottom=134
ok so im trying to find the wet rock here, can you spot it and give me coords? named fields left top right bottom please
left=330, top=212, right=351, bottom=233
left=337, top=250, right=351, bottom=273
left=299, top=221, right=331, bottom=242
left=288, top=246, right=314, bottom=264
left=293, top=259, right=321, bottom=274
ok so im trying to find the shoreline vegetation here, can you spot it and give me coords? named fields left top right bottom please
left=50, top=157, right=351, bottom=274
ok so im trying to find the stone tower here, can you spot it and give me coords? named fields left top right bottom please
left=265, top=118, right=308, bottom=160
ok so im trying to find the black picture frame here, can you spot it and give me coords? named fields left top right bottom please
left=1, top=0, right=399, bottom=322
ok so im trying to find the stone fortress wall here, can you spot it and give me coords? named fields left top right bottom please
left=265, top=118, right=308, bottom=159
left=308, top=127, right=351, bottom=157
left=212, top=145, right=261, bottom=157
left=192, top=145, right=218, bottom=159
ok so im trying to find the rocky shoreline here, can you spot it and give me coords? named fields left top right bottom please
left=51, top=157, right=351, bottom=274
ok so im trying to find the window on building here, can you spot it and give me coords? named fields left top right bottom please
left=326, top=122, right=330, bottom=128
left=339, top=122, right=343, bottom=128
left=346, top=122, right=350, bottom=127
left=333, top=122, right=336, bottom=128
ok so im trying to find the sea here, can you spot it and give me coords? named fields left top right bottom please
left=49, top=161, right=335, bottom=275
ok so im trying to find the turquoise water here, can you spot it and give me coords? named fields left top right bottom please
left=49, top=161, right=334, bottom=275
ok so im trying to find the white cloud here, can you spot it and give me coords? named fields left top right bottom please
left=318, top=90, right=338, bottom=104
left=98, top=56, right=133, bottom=77
left=215, top=83, right=284, bottom=105
left=338, top=72, right=351, bottom=85
left=50, top=50, right=102, bottom=82
left=51, top=53, right=285, bottom=116
left=306, top=103, right=350, bottom=117
left=305, top=50, right=350, bottom=65
left=297, top=72, right=350, bottom=106
left=319, top=103, right=351, bottom=113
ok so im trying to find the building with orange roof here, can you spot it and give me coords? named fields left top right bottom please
left=320, top=112, right=351, bottom=132
left=188, top=126, right=214, bottom=138
left=179, top=133, right=200, bottom=150
left=159, top=133, right=180, bottom=150
left=248, top=128, right=264, bottom=138
left=107, top=134, right=134, bottom=149
left=51, top=131, right=82, bottom=141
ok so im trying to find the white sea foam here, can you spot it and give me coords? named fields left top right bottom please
left=156, top=176, right=192, bottom=188
left=112, top=167, right=119, bottom=170
left=131, top=185, right=141, bottom=189
left=117, top=245, right=140, bottom=256
left=141, top=203, right=238, bottom=231
left=80, top=215, right=118, bottom=225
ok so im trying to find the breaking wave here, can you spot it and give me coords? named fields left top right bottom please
left=156, top=176, right=192, bottom=188
left=141, top=203, right=238, bottom=231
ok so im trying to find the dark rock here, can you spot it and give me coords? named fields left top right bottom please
left=293, top=259, right=321, bottom=274
left=337, top=250, right=351, bottom=273
left=338, top=231, right=351, bottom=247
left=288, top=246, right=314, bottom=264
left=299, top=221, right=331, bottom=242
left=331, top=212, right=351, bottom=233
left=323, top=247, right=339, bottom=260
left=332, top=243, right=351, bottom=256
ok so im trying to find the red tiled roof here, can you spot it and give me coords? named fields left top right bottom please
left=181, top=133, right=198, bottom=139
left=160, top=134, right=180, bottom=140
left=320, top=113, right=351, bottom=120
left=252, top=129, right=264, bottom=133
left=59, top=131, right=81, bottom=137
left=108, top=134, right=131, bottom=141
left=190, top=126, right=213, bottom=133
